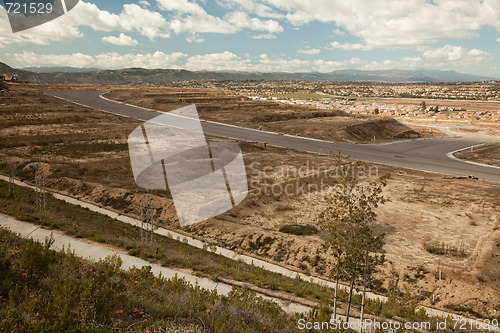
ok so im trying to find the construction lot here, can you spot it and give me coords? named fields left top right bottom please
left=1, top=84, right=499, bottom=320
left=105, top=88, right=440, bottom=142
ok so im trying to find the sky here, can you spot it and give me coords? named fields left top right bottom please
left=0, top=0, right=500, bottom=77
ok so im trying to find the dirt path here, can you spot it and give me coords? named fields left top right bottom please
left=0, top=214, right=312, bottom=315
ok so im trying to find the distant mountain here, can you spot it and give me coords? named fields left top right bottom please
left=0, top=62, right=495, bottom=84
left=0, top=62, right=39, bottom=81
left=320, top=69, right=492, bottom=83
left=21, top=66, right=100, bottom=73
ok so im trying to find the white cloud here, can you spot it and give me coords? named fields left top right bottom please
left=251, top=34, right=277, bottom=39
left=3, top=48, right=495, bottom=76
left=331, top=29, right=346, bottom=36
left=0, top=5, right=83, bottom=46
left=0, top=2, right=171, bottom=47
left=63, top=2, right=170, bottom=40
left=102, top=33, right=138, bottom=46
left=232, top=0, right=500, bottom=48
left=225, top=11, right=283, bottom=33
left=311, top=58, right=366, bottom=72
left=0, top=0, right=285, bottom=47
left=298, top=48, right=321, bottom=55
left=11, top=51, right=187, bottom=69
left=497, top=37, right=500, bottom=42
left=156, top=0, right=207, bottom=16
left=184, top=51, right=247, bottom=71
left=422, top=45, right=492, bottom=63
left=165, top=4, right=283, bottom=37
left=360, top=57, right=426, bottom=71
left=467, top=49, right=492, bottom=62
left=219, top=0, right=284, bottom=19
left=354, top=45, right=493, bottom=75
left=330, top=41, right=372, bottom=51
left=423, top=45, right=466, bottom=61
left=0, top=0, right=498, bottom=54
left=186, top=34, right=205, bottom=43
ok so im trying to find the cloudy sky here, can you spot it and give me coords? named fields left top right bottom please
left=1, top=0, right=500, bottom=77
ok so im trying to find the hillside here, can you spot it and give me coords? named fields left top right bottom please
left=0, top=62, right=39, bottom=82
left=1, top=61, right=494, bottom=85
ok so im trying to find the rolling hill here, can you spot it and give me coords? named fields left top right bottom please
left=0, top=61, right=495, bottom=85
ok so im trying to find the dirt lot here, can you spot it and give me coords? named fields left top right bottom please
left=1, top=84, right=499, bottom=319
left=400, top=117, right=500, bottom=138
left=368, top=97, right=500, bottom=113
left=455, top=143, right=500, bottom=167
left=105, top=88, right=441, bottom=143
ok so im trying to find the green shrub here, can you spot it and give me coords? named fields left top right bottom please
left=0, top=229, right=307, bottom=332
left=127, top=248, right=141, bottom=257
left=279, top=224, right=318, bottom=236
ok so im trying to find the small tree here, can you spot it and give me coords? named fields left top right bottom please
left=319, top=152, right=388, bottom=324
left=0, top=80, right=8, bottom=92
left=420, top=101, right=426, bottom=112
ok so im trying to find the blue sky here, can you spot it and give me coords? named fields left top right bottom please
left=0, top=0, right=499, bottom=77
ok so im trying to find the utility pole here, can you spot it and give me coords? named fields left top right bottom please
left=360, top=250, right=369, bottom=333
left=141, top=190, right=155, bottom=243
left=141, top=191, right=146, bottom=242
left=333, top=277, right=339, bottom=322
left=35, top=162, right=46, bottom=211
left=150, top=200, right=155, bottom=242
left=8, top=165, right=14, bottom=197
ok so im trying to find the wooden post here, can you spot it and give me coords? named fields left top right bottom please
left=9, top=165, right=14, bottom=197
left=333, top=277, right=339, bottom=321
left=360, top=250, right=369, bottom=333
left=346, top=278, right=355, bottom=323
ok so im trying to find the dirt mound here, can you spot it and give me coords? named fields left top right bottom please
left=346, top=118, right=421, bottom=141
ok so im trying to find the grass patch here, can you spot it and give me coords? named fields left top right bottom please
left=270, top=93, right=330, bottom=101
left=424, top=241, right=467, bottom=258
left=279, top=225, right=318, bottom=236
left=31, top=143, right=129, bottom=158
left=0, top=228, right=307, bottom=332
left=0, top=180, right=330, bottom=306
left=252, top=110, right=343, bottom=123
left=444, top=304, right=486, bottom=319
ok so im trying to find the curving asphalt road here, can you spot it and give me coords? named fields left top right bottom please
left=45, top=90, right=500, bottom=183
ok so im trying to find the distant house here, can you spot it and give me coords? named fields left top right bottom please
left=1, top=74, right=18, bottom=82
left=434, top=113, right=448, bottom=120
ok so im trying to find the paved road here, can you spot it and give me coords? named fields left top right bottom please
left=45, top=90, right=500, bottom=183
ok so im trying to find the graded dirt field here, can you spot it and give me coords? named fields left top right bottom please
left=400, top=117, right=500, bottom=137
left=455, top=142, right=500, bottom=167
left=1, top=84, right=499, bottom=319
left=367, top=97, right=500, bottom=113
left=105, top=88, right=442, bottom=143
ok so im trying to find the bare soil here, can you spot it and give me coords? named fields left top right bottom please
left=368, top=97, right=500, bottom=113
left=455, top=143, right=500, bottom=167
left=1, top=84, right=499, bottom=319
left=104, top=88, right=441, bottom=143
left=400, top=117, right=500, bottom=138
